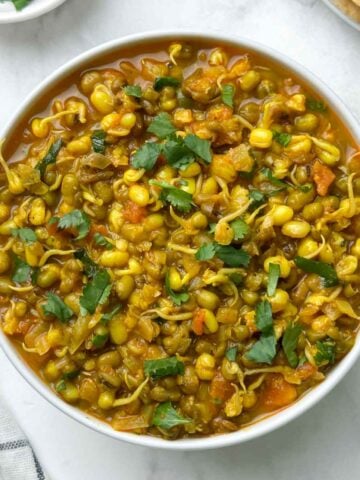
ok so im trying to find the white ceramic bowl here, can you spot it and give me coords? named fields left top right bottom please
left=322, top=0, right=360, bottom=31
left=0, top=0, right=67, bottom=24
left=1, top=31, right=359, bottom=450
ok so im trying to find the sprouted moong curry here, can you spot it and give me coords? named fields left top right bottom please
left=0, top=40, right=359, bottom=439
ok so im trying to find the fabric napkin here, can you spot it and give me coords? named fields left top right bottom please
left=0, top=399, right=49, bottom=480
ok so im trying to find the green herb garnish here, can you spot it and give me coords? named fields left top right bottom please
left=150, top=180, right=193, bottom=213
left=195, top=242, right=250, bottom=267
left=314, top=338, right=336, bottom=365
left=11, top=0, right=32, bottom=11
left=131, top=142, right=161, bottom=170
left=12, top=256, right=32, bottom=283
left=225, top=346, right=237, bottom=362
left=144, top=356, right=185, bottom=379
left=52, top=209, right=90, bottom=240
left=261, top=168, right=288, bottom=189
left=294, top=256, right=339, bottom=287
left=35, top=138, right=63, bottom=179
left=147, top=112, right=176, bottom=139
left=80, top=270, right=112, bottom=315
left=183, top=134, right=212, bottom=164
left=230, top=219, right=249, bottom=240
left=246, top=300, right=277, bottom=364
left=100, top=305, right=122, bottom=325
left=154, top=77, right=180, bottom=91
left=91, top=130, right=107, bottom=154
left=282, top=323, right=302, bottom=368
left=152, top=402, right=191, bottom=430
left=165, top=271, right=189, bottom=306
left=42, top=292, right=73, bottom=323
left=272, top=131, right=292, bottom=147
left=123, top=85, right=142, bottom=98
left=74, top=249, right=99, bottom=278
left=267, top=263, right=280, bottom=297
left=306, top=98, right=327, bottom=112
left=92, top=333, right=109, bottom=348
left=10, top=227, right=37, bottom=244
left=93, top=232, right=113, bottom=250
left=221, top=84, right=235, bottom=108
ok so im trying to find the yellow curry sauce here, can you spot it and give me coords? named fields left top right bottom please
left=0, top=40, right=359, bottom=439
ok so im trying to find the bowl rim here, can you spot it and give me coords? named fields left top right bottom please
left=1, top=29, right=360, bottom=451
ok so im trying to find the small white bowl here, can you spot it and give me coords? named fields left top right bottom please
left=1, top=31, right=360, bottom=450
left=0, top=0, right=67, bottom=24
left=322, top=0, right=360, bottom=31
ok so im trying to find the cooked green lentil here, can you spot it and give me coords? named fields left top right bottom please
left=0, top=40, right=359, bottom=439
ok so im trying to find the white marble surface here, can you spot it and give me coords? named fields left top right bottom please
left=0, top=0, right=360, bottom=479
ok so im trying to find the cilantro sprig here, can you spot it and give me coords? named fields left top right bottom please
left=50, top=209, right=90, bottom=240
left=294, top=256, right=339, bottom=287
left=91, top=130, right=107, bottom=154
left=267, top=263, right=280, bottom=297
left=154, top=77, right=180, bottom=91
left=42, top=293, right=74, bottom=323
left=314, top=338, right=336, bottom=365
left=80, top=270, right=112, bottom=315
left=35, top=139, right=63, bottom=179
left=165, top=271, right=189, bottom=306
left=12, top=256, right=32, bottom=283
left=11, top=227, right=37, bottom=244
left=221, top=84, right=235, bottom=108
left=152, top=402, right=191, bottom=430
left=246, top=300, right=277, bottom=364
left=144, top=356, right=185, bottom=379
left=282, top=323, right=302, bottom=368
left=272, top=131, right=292, bottom=147
left=123, top=85, right=142, bottom=98
left=150, top=180, right=193, bottom=213
left=195, top=242, right=251, bottom=268
left=147, top=113, right=176, bottom=139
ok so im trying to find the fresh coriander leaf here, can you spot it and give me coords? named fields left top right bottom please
left=91, top=130, right=107, bottom=154
left=225, top=346, right=237, bottom=362
left=282, top=323, right=302, bottom=368
left=74, top=249, right=99, bottom=278
left=261, top=168, right=288, bottom=189
left=12, top=0, right=31, bottom=11
left=62, top=370, right=80, bottom=380
left=152, top=401, right=191, bottom=429
left=80, top=270, right=111, bottom=315
left=93, top=232, right=113, bottom=250
left=230, top=219, right=249, bottom=240
left=12, top=256, right=32, bottom=283
left=42, top=292, right=73, bottom=323
left=195, top=242, right=217, bottom=261
left=56, top=209, right=90, bottom=240
left=249, top=188, right=266, bottom=209
left=31, top=267, right=40, bottom=285
left=267, top=263, right=280, bottom=297
left=100, top=305, right=122, bottom=325
left=123, top=85, right=142, bottom=98
left=162, top=136, right=195, bottom=170
left=92, top=333, right=109, bottom=348
left=247, top=334, right=277, bottom=364
left=147, top=112, right=176, bottom=139
left=216, top=245, right=251, bottom=268
left=229, top=272, right=243, bottom=285
left=306, top=98, right=327, bottom=112
left=150, top=180, right=193, bottom=212
left=254, top=299, right=273, bottom=333
left=246, top=300, right=277, bottom=364
left=297, top=183, right=313, bottom=193
left=221, top=84, right=235, bottom=108
left=298, top=354, right=307, bottom=366
left=11, top=227, right=37, bottom=244
left=131, top=142, right=161, bottom=170
left=144, top=356, right=185, bottom=379
left=154, top=77, right=180, bottom=91
left=294, top=256, right=339, bottom=287
left=56, top=380, right=66, bottom=393
left=272, top=131, right=292, bottom=147
left=165, top=271, right=189, bottom=306
left=35, top=138, right=63, bottom=179
left=208, top=223, right=217, bottom=234
left=184, top=134, right=212, bottom=164
left=315, top=338, right=336, bottom=365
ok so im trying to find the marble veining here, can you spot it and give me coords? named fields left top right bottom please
left=0, top=1, right=360, bottom=479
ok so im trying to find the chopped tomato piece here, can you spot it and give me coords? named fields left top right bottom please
left=209, top=372, right=235, bottom=402
left=88, top=223, right=109, bottom=240
left=262, top=373, right=298, bottom=410
left=192, top=309, right=205, bottom=335
left=122, top=201, right=147, bottom=224
left=312, top=160, right=336, bottom=196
